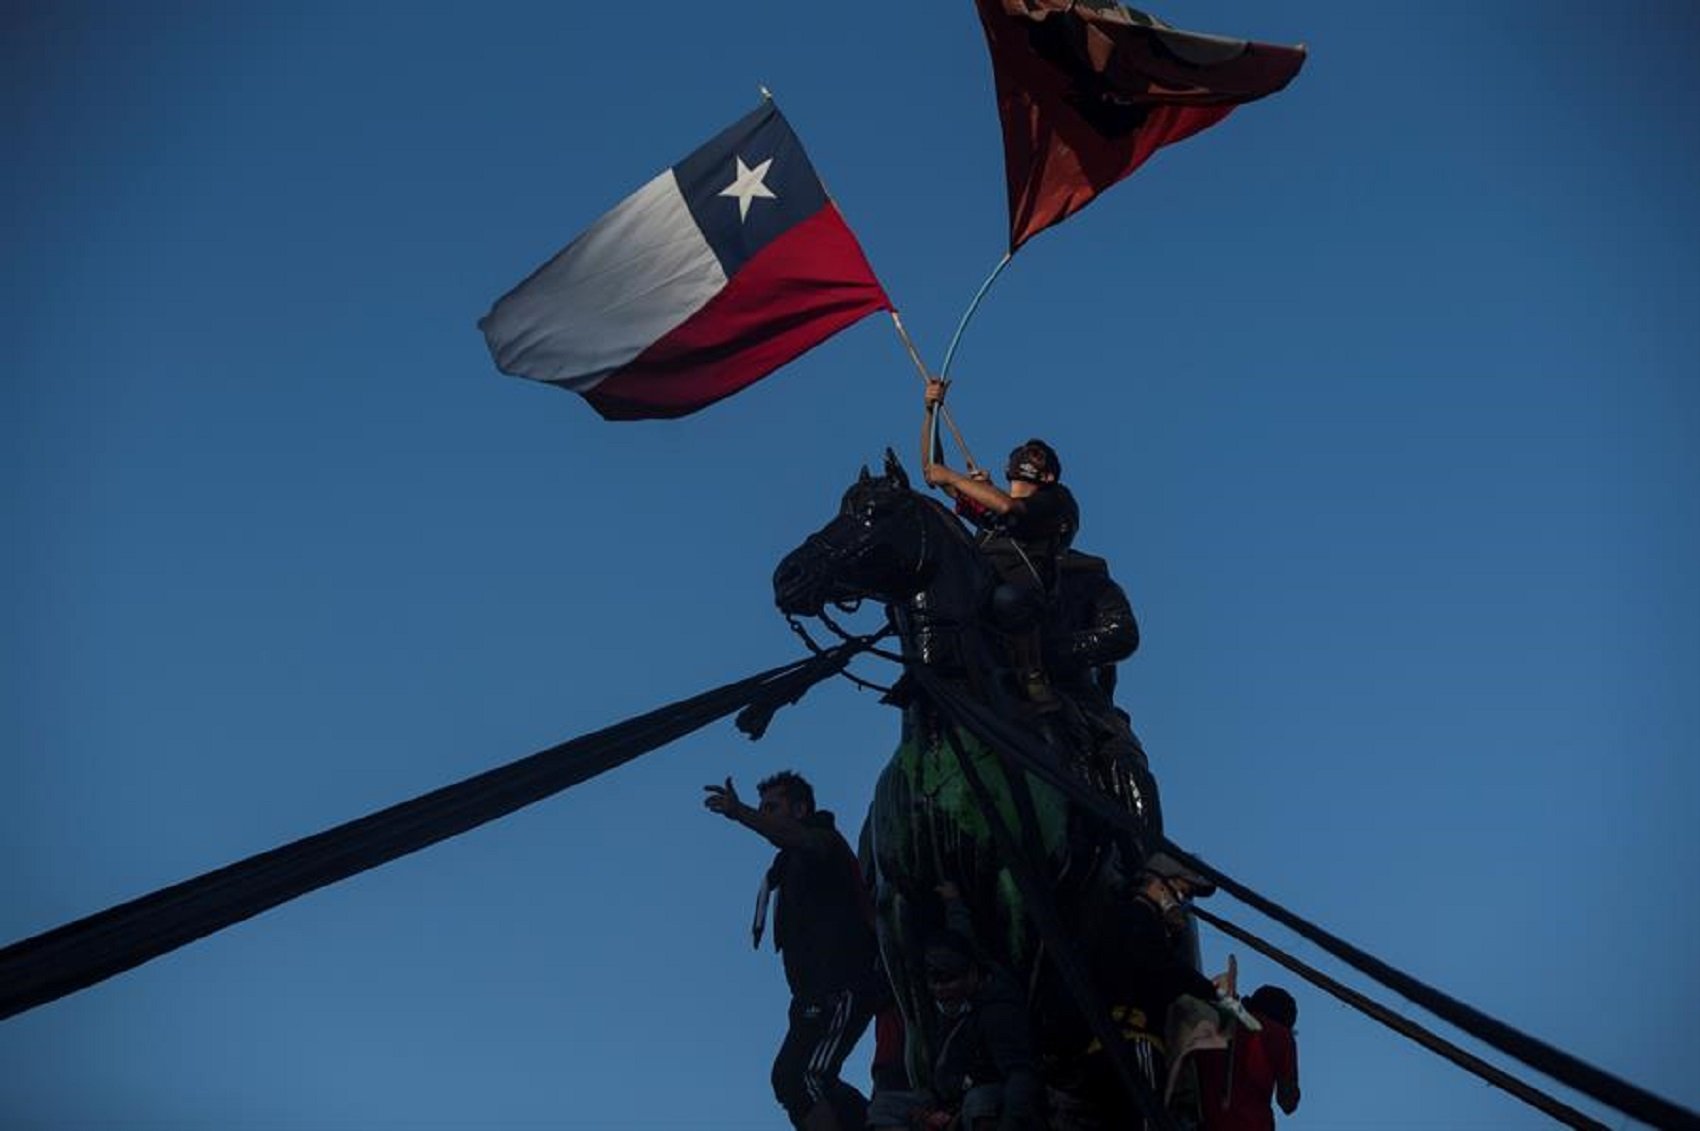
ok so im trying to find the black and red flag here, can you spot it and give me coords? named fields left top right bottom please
left=975, top=0, right=1307, bottom=250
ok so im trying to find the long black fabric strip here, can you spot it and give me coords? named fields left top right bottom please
left=911, top=668, right=1700, bottom=1131
left=1192, top=905, right=1607, bottom=1130
left=0, top=646, right=859, bottom=1021
left=937, top=722, right=1179, bottom=1131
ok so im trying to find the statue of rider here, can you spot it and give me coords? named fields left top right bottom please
left=918, top=377, right=1159, bottom=836
left=1047, top=548, right=1162, bottom=835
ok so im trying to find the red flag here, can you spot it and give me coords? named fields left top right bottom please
left=975, top=0, right=1306, bottom=250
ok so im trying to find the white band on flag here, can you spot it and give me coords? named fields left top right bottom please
left=481, top=170, right=727, bottom=391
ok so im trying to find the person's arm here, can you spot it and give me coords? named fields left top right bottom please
left=1120, top=901, right=1219, bottom=1003
left=976, top=990, right=1043, bottom=1130
left=1054, top=572, right=1139, bottom=668
left=1271, top=1024, right=1300, bottom=1114
left=702, top=778, right=832, bottom=853
left=921, top=379, right=949, bottom=494
left=931, top=468, right=1018, bottom=515
left=936, top=882, right=977, bottom=942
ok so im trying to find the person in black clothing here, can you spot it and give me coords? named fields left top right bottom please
left=868, top=883, right=1044, bottom=1131
left=920, top=380, right=1079, bottom=595
left=1070, top=853, right=1224, bottom=1129
left=704, top=771, right=881, bottom=1131
left=920, top=378, right=1080, bottom=704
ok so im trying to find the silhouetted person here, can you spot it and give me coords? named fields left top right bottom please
left=1196, top=985, right=1301, bottom=1131
left=704, top=771, right=880, bottom=1131
left=868, top=883, right=1044, bottom=1131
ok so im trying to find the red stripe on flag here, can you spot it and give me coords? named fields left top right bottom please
left=583, top=204, right=890, bottom=420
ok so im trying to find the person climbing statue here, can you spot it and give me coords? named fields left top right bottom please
left=1194, top=984, right=1301, bottom=1131
left=1057, top=853, right=1228, bottom=1130
left=867, top=882, right=1045, bottom=1131
left=920, top=377, right=1079, bottom=704
left=703, top=771, right=883, bottom=1131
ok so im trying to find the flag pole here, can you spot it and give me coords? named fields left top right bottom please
left=890, top=311, right=978, bottom=471
left=938, top=251, right=1013, bottom=381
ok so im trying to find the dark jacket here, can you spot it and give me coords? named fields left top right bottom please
left=970, top=482, right=1080, bottom=591
left=769, top=811, right=880, bottom=999
left=933, top=897, right=1044, bottom=1129
left=932, top=967, right=1044, bottom=1130
left=1091, top=894, right=1218, bottom=1034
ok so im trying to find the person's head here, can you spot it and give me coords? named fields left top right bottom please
left=1005, top=439, right=1061, bottom=498
left=756, top=771, right=815, bottom=820
left=1246, top=985, right=1298, bottom=1030
left=923, top=931, right=981, bottom=1016
left=1134, top=853, right=1215, bottom=928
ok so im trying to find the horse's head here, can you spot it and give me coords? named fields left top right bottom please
left=774, top=450, right=934, bottom=618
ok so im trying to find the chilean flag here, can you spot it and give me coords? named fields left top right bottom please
left=479, top=102, right=891, bottom=420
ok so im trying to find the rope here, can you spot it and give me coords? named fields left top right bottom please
left=0, top=643, right=868, bottom=1020
left=1160, top=843, right=1700, bottom=1131
left=1191, top=905, right=1608, bottom=1131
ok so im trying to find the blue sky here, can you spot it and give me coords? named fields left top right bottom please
left=4, top=2, right=1697, bottom=1128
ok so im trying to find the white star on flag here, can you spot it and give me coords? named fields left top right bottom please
left=718, top=155, right=777, bottom=222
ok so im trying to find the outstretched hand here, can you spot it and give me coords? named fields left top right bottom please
left=703, top=777, right=745, bottom=820
left=923, top=377, right=950, bottom=409
left=1213, top=953, right=1239, bottom=997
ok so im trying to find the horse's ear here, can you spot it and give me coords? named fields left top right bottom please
left=883, top=448, right=910, bottom=489
left=858, top=464, right=872, bottom=484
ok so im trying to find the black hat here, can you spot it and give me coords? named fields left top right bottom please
left=1246, top=985, right=1298, bottom=1029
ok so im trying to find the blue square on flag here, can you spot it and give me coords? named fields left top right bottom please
left=479, top=102, right=890, bottom=420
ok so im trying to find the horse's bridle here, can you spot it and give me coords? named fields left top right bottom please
left=783, top=487, right=931, bottom=686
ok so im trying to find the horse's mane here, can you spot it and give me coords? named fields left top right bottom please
left=910, top=489, right=979, bottom=552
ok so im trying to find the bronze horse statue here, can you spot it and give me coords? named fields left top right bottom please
left=772, top=451, right=1171, bottom=1101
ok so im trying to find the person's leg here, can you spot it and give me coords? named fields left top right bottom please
left=776, top=990, right=874, bottom=1131
left=961, top=1082, right=1006, bottom=1130
left=772, top=997, right=822, bottom=1129
left=865, top=1088, right=929, bottom=1129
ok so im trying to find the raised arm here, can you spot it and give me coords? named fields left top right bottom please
left=921, top=378, right=947, bottom=489
left=932, top=467, right=1018, bottom=515
left=1272, top=1024, right=1301, bottom=1114
left=702, top=778, right=833, bottom=853
left=1054, top=567, right=1139, bottom=668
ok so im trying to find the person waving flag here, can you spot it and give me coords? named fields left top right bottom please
left=480, top=100, right=890, bottom=420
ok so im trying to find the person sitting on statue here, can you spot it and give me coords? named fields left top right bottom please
left=703, top=771, right=883, bottom=1131
left=920, top=379, right=1079, bottom=594
left=920, top=377, right=1079, bottom=704
left=1194, top=985, right=1301, bottom=1131
left=868, top=882, right=1045, bottom=1131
